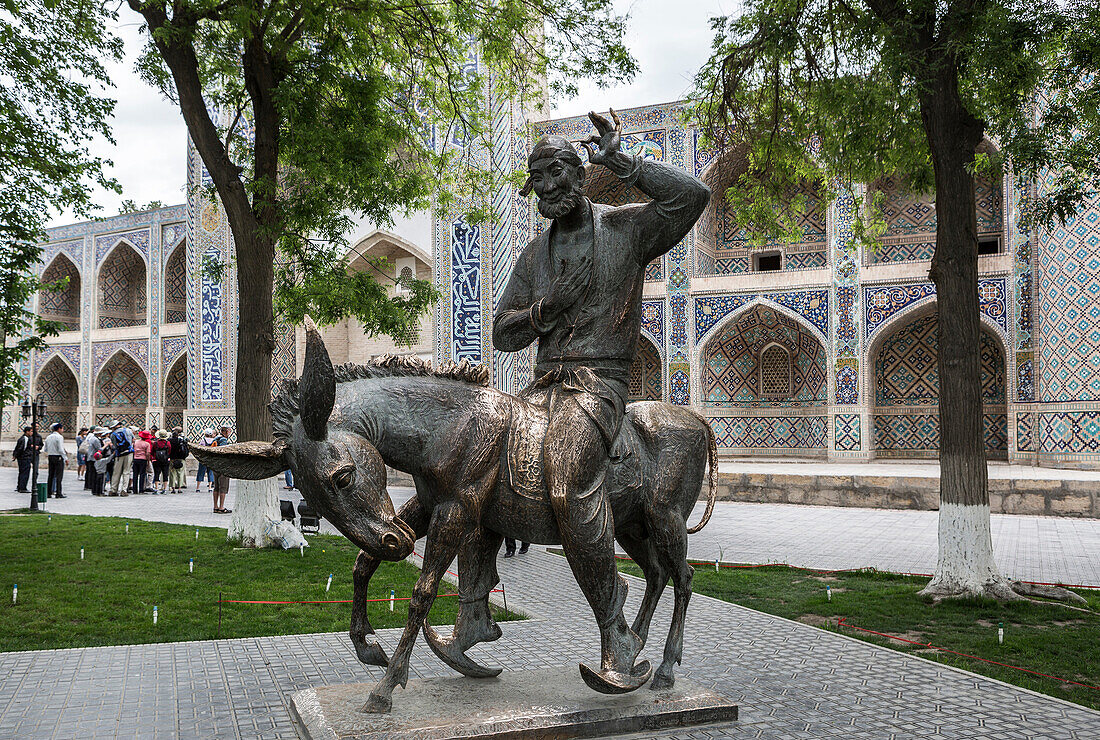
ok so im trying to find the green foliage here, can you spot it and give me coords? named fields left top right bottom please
left=617, top=559, right=1100, bottom=711
left=0, top=514, right=521, bottom=651
left=130, top=0, right=636, bottom=338
left=0, top=1, right=120, bottom=410
left=693, top=0, right=1100, bottom=243
left=118, top=199, right=167, bottom=214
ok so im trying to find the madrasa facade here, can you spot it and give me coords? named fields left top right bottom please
left=12, top=99, right=1100, bottom=469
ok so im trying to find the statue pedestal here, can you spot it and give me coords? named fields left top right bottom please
left=290, top=667, right=738, bottom=739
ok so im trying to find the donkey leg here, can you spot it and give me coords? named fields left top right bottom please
left=423, top=525, right=505, bottom=678
left=649, top=511, right=692, bottom=691
left=350, top=496, right=430, bottom=667
left=615, top=529, right=667, bottom=648
left=362, top=501, right=467, bottom=713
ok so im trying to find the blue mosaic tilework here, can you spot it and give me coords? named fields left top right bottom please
left=41, top=240, right=83, bottom=270
left=1037, top=191, right=1100, bottom=402
left=874, top=413, right=1008, bottom=455
left=863, top=278, right=1008, bottom=340
left=872, top=240, right=936, bottom=263
left=1039, top=411, right=1100, bottom=453
left=709, top=415, right=828, bottom=450
left=831, top=187, right=861, bottom=407
left=694, top=290, right=829, bottom=341
left=95, top=229, right=150, bottom=264
left=1016, top=352, right=1035, bottom=403
left=785, top=250, right=828, bottom=270
left=834, top=413, right=861, bottom=451
left=33, top=344, right=81, bottom=375
left=450, top=218, right=482, bottom=363
left=628, top=338, right=662, bottom=401
left=92, top=340, right=149, bottom=376
left=669, top=295, right=689, bottom=347
left=1016, top=411, right=1035, bottom=452
left=640, top=300, right=664, bottom=349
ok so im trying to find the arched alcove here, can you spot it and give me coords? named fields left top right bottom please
left=628, top=336, right=662, bottom=402
left=36, top=356, right=78, bottom=432
left=696, top=146, right=828, bottom=275
left=163, top=354, right=187, bottom=431
left=39, top=255, right=81, bottom=330
left=97, top=243, right=147, bottom=328
left=869, top=140, right=1004, bottom=263
left=700, top=303, right=828, bottom=455
left=873, top=311, right=1007, bottom=458
left=94, top=352, right=148, bottom=428
left=164, top=239, right=187, bottom=323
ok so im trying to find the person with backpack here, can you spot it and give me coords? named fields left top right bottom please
left=151, top=429, right=172, bottom=494
left=168, top=427, right=189, bottom=494
left=90, top=428, right=112, bottom=497
left=132, top=430, right=153, bottom=495
left=107, top=420, right=134, bottom=496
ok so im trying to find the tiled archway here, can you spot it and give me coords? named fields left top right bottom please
left=164, top=239, right=187, bottom=323
left=39, top=255, right=81, bottom=330
left=36, top=357, right=78, bottom=432
left=98, top=243, right=147, bottom=328
left=94, top=352, right=148, bottom=428
left=163, top=354, right=187, bottom=431
left=873, top=312, right=1007, bottom=458
left=628, top=336, right=662, bottom=402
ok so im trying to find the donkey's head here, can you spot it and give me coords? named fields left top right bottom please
left=191, top=318, right=417, bottom=560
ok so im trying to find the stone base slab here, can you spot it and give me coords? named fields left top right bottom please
left=290, top=667, right=738, bottom=739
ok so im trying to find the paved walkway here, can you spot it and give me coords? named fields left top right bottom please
left=5, top=465, right=1100, bottom=587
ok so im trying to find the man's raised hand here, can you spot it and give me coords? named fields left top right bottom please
left=581, top=109, right=622, bottom=166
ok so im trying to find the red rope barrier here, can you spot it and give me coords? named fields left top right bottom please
left=836, top=617, right=1100, bottom=692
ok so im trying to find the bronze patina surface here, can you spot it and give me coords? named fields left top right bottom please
left=194, top=111, right=722, bottom=716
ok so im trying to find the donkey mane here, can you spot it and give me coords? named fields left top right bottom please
left=271, top=354, right=489, bottom=442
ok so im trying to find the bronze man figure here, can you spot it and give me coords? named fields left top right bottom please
left=493, top=110, right=710, bottom=693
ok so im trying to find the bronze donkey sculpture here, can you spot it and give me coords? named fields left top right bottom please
left=194, top=319, right=716, bottom=712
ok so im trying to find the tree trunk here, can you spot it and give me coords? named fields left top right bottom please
left=918, top=71, right=1016, bottom=600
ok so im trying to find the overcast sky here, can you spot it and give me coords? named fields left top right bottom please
left=58, top=1, right=731, bottom=227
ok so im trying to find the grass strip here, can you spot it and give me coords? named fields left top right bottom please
left=1, top=512, right=519, bottom=652
left=613, top=558, right=1100, bottom=711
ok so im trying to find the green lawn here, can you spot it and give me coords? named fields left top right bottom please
left=0, top=512, right=518, bottom=652
left=615, top=558, right=1100, bottom=710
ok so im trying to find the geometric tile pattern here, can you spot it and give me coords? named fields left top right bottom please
left=32, top=344, right=81, bottom=376
left=97, top=242, right=147, bottom=328
left=874, top=314, right=1005, bottom=406
left=716, top=179, right=826, bottom=252
left=38, top=254, right=81, bottom=329
left=35, top=356, right=78, bottom=432
left=784, top=250, right=828, bottom=269
left=1039, top=411, right=1100, bottom=453
left=164, top=355, right=187, bottom=408
left=1016, top=411, right=1035, bottom=452
left=95, top=229, right=150, bottom=264
left=701, top=305, right=827, bottom=407
left=94, top=351, right=148, bottom=408
left=832, top=185, right=862, bottom=408
left=163, top=240, right=187, bottom=323
left=666, top=126, right=692, bottom=406
left=92, top=340, right=149, bottom=376
left=709, top=414, right=828, bottom=450
left=1037, top=191, right=1100, bottom=402
left=834, top=413, right=861, bottom=451
left=874, top=412, right=1008, bottom=454
left=628, top=337, right=661, bottom=401
left=694, top=289, right=829, bottom=340
left=161, top=336, right=187, bottom=371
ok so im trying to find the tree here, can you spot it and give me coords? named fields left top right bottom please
left=695, top=0, right=1099, bottom=600
left=0, top=0, right=120, bottom=438
left=118, top=199, right=166, bottom=214
left=127, top=0, right=635, bottom=545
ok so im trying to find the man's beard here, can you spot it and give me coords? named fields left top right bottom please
left=537, top=186, right=585, bottom=219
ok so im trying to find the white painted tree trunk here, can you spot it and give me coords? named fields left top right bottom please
left=227, top=477, right=282, bottom=548
left=919, top=501, right=1016, bottom=599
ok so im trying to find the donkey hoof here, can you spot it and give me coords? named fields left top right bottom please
left=353, top=640, right=390, bottom=667
left=360, top=692, right=392, bottom=714
left=578, top=660, right=652, bottom=694
left=649, top=671, right=675, bottom=691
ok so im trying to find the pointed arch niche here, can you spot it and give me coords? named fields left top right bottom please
left=39, top=255, right=81, bottom=330
left=628, top=336, right=662, bottom=402
left=94, top=352, right=148, bottom=428
left=97, top=242, right=147, bottom=328
left=868, top=140, right=1004, bottom=264
left=696, top=145, right=828, bottom=276
left=36, top=357, right=78, bottom=432
left=872, top=307, right=1007, bottom=459
left=163, top=354, right=187, bottom=431
left=164, top=239, right=187, bottom=323
left=699, top=302, right=828, bottom=456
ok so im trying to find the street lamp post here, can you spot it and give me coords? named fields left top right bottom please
left=20, top=395, right=47, bottom=511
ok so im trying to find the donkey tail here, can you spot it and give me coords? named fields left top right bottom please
left=687, top=412, right=718, bottom=534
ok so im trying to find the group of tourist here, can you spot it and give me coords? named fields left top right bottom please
left=11, top=421, right=236, bottom=514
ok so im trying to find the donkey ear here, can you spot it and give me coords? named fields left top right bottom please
left=191, top=440, right=289, bottom=480
left=300, top=315, right=335, bottom=441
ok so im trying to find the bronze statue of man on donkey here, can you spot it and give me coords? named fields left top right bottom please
left=194, top=110, right=716, bottom=713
